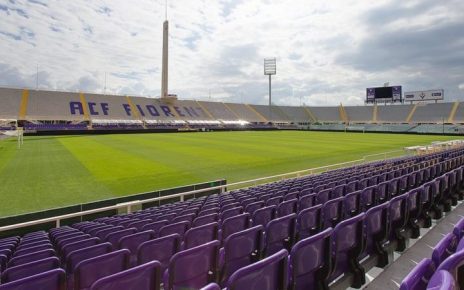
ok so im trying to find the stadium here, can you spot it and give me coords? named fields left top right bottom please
left=1, top=1, right=464, bottom=290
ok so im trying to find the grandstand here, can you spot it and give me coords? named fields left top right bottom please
left=2, top=87, right=464, bottom=135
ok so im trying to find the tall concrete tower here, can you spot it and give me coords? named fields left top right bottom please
left=161, top=18, right=169, bottom=98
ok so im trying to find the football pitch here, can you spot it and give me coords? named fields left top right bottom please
left=0, top=131, right=459, bottom=217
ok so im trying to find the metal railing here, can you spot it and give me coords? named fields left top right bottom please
left=0, top=148, right=414, bottom=233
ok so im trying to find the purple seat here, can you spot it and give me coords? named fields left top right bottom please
left=288, top=228, right=332, bottom=290
left=0, top=269, right=66, bottom=290
left=95, top=226, right=124, bottom=241
left=252, top=206, right=275, bottom=228
left=159, top=221, right=190, bottom=239
left=57, top=235, right=92, bottom=250
left=284, top=192, right=299, bottom=201
left=344, top=190, right=362, bottom=217
left=105, top=228, right=137, bottom=250
left=400, top=258, right=435, bottom=290
left=221, top=213, right=250, bottom=242
left=225, top=249, right=288, bottom=290
left=361, top=186, right=376, bottom=210
left=277, top=199, right=298, bottom=217
left=172, top=213, right=196, bottom=224
left=389, top=193, right=409, bottom=251
left=74, top=249, right=130, bottom=290
left=296, top=205, right=322, bottom=241
left=1, top=257, right=60, bottom=283
left=66, top=243, right=112, bottom=273
left=360, top=202, right=389, bottom=267
left=137, top=234, right=181, bottom=272
left=219, top=225, right=264, bottom=285
left=297, top=194, right=316, bottom=212
left=61, top=238, right=100, bottom=262
left=432, top=233, right=458, bottom=267
left=407, top=188, right=423, bottom=238
left=329, top=213, right=366, bottom=288
left=118, top=230, right=155, bottom=266
left=244, top=201, right=264, bottom=215
left=183, top=222, right=219, bottom=250
left=322, top=197, right=344, bottom=229
left=264, top=213, right=296, bottom=256
left=453, top=218, right=464, bottom=240
left=141, top=220, right=169, bottom=236
left=89, top=260, right=161, bottom=290
left=8, top=249, right=56, bottom=268
left=266, top=196, right=283, bottom=207
left=13, top=244, right=53, bottom=257
left=127, top=219, right=152, bottom=231
left=316, top=189, right=331, bottom=205
left=426, top=270, right=456, bottom=290
left=163, top=240, right=220, bottom=290
left=198, top=209, right=219, bottom=218
left=193, top=213, right=219, bottom=227
left=221, top=207, right=243, bottom=221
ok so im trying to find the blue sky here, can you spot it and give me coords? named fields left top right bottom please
left=0, top=0, right=463, bottom=105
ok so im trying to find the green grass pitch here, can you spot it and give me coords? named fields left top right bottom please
left=0, top=131, right=459, bottom=217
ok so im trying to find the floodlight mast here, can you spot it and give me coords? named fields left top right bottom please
left=264, top=58, right=276, bottom=122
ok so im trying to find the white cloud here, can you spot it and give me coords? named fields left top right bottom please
left=0, top=0, right=463, bottom=106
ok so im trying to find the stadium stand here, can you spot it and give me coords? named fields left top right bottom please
left=377, top=104, right=415, bottom=123
left=344, top=105, right=373, bottom=123
left=411, top=103, right=455, bottom=123
left=0, top=145, right=463, bottom=289
left=0, top=88, right=21, bottom=121
left=2, top=87, right=464, bottom=134
left=308, top=106, right=342, bottom=123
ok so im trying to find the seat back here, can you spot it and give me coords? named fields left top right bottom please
left=432, top=233, right=458, bottom=267
left=329, top=213, right=365, bottom=284
left=220, top=225, right=263, bottom=284
left=400, top=258, right=435, bottom=290
left=277, top=199, right=298, bottom=217
left=74, top=249, right=130, bottom=290
left=296, top=205, right=322, bottom=241
left=221, top=213, right=250, bottom=242
left=62, top=238, right=100, bottom=261
left=322, top=197, right=344, bottom=229
left=137, top=234, right=181, bottom=272
left=0, top=269, right=66, bottom=290
left=361, top=202, right=389, bottom=261
left=89, top=260, right=161, bottom=290
left=164, top=240, right=220, bottom=290
left=1, top=257, right=60, bottom=283
left=289, top=228, right=332, bottom=290
left=141, top=220, right=169, bottom=236
left=226, top=249, right=288, bottom=290
left=252, top=206, right=275, bottom=228
left=427, top=270, right=456, bottom=290
left=8, top=249, right=56, bottom=268
left=66, top=243, right=112, bottom=273
left=183, top=222, right=219, bottom=249
left=344, top=190, right=362, bottom=217
left=159, top=221, right=190, bottom=239
left=265, top=213, right=296, bottom=256
left=193, top=214, right=219, bottom=227
left=105, top=228, right=137, bottom=250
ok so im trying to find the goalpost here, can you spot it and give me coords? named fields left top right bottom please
left=0, top=128, right=24, bottom=148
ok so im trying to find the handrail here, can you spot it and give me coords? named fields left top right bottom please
left=0, top=158, right=368, bottom=232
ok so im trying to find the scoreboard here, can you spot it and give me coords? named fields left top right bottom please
left=366, top=86, right=402, bottom=103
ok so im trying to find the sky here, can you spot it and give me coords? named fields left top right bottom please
left=0, top=0, right=463, bottom=106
